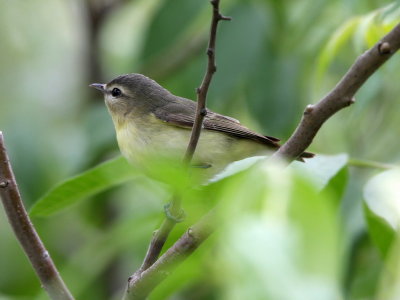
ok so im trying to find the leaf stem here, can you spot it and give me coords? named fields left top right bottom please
left=348, top=158, right=397, bottom=170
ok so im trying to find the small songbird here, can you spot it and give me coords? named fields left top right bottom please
left=90, top=73, right=313, bottom=175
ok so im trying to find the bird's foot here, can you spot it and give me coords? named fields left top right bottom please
left=164, top=202, right=186, bottom=223
left=191, top=163, right=212, bottom=169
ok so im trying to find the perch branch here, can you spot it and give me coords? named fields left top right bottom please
left=123, top=210, right=215, bottom=300
left=136, top=220, right=175, bottom=272
left=272, top=24, right=400, bottom=161
left=0, top=132, right=74, bottom=300
left=135, top=196, right=182, bottom=273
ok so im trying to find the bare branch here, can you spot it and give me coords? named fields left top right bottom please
left=135, top=213, right=177, bottom=273
left=131, top=196, right=183, bottom=279
left=123, top=210, right=215, bottom=300
left=0, top=132, right=74, bottom=300
left=184, top=0, right=231, bottom=163
left=272, top=23, right=400, bottom=161
left=125, top=186, right=183, bottom=299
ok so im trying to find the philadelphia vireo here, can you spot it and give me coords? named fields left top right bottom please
left=90, top=73, right=313, bottom=175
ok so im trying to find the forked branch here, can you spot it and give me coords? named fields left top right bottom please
left=123, top=210, right=215, bottom=300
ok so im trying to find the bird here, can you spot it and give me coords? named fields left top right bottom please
left=90, top=73, right=313, bottom=177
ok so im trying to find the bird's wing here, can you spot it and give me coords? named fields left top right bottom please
left=153, top=100, right=280, bottom=148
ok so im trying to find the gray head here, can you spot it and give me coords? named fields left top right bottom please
left=90, top=73, right=172, bottom=115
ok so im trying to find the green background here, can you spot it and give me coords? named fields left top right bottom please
left=1, top=0, right=400, bottom=299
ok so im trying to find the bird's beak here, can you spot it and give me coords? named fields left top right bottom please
left=89, top=83, right=106, bottom=93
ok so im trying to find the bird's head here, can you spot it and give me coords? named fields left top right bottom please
left=90, top=73, right=171, bottom=116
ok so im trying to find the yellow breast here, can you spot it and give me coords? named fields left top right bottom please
left=111, top=112, right=268, bottom=175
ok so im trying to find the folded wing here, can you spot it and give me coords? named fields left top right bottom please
left=154, top=100, right=280, bottom=148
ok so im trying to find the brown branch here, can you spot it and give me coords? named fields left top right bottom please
left=123, top=210, right=215, bottom=300
left=137, top=220, right=175, bottom=272
left=134, top=196, right=182, bottom=273
left=0, top=132, right=74, bottom=300
left=184, top=0, right=231, bottom=163
left=272, top=24, right=400, bottom=162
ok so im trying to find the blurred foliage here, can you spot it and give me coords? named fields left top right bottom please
left=30, top=156, right=138, bottom=217
left=1, top=0, right=400, bottom=299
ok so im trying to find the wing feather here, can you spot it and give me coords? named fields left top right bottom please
left=154, top=101, right=280, bottom=148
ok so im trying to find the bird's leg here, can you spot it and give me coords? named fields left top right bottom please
left=163, top=202, right=185, bottom=223
left=191, top=163, right=212, bottom=169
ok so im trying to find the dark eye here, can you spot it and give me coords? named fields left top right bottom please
left=111, top=88, right=122, bottom=97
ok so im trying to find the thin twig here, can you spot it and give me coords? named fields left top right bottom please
left=184, top=0, right=231, bottom=163
left=272, top=25, right=400, bottom=162
left=0, top=132, right=74, bottom=300
left=137, top=220, right=175, bottom=272
left=123, top=210, right=215, bottom=300
left=128, top=0, right=230, bottom=282
left=135, top=197, right=181, bottom=273
left=124, top=1, right=229, bottom=298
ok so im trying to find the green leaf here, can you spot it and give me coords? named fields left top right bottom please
left=30, top=156, right=138, bottom=217
left=291, top=153, right=349, bottom=191
left=344, top=233, right=382, bottom=299
left=364, top=203, right=395, bottom=257
left=208, top=156, right=265, bottom=183
left=209, top=153, right=349, bottom=192
left=215, top=163, right=341, bottom=300
left=376, top=232, right=400, bottom=300
left=141, top=0, right=206, bottom=63
left=320, top=165, right=349, bottom=210
left=363, top=168, right=400, bottom=255
left=316, top=17, right=360, bottom=79
left=364, top=169, right=400, bottom=230
left=316, top=3, right=400, bottom=80
left=34, top=214, right=158, bottom=300
left=322, top=166, right=348, bottom=199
